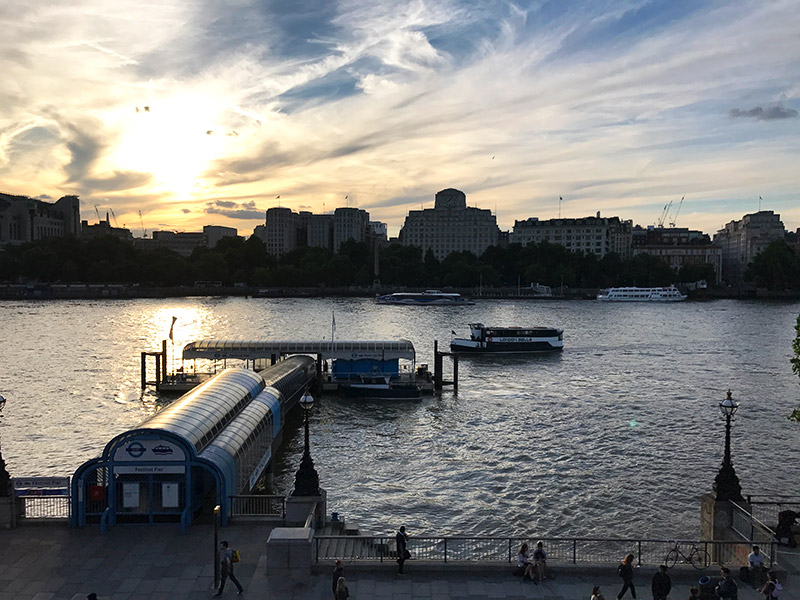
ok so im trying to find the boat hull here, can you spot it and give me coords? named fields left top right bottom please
left=338, top=383, right=422, bottom=400
left=450, top=339, right=563, bottom=353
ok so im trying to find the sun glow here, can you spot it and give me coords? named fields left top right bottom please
left=109, top=91, right=233, bottom=199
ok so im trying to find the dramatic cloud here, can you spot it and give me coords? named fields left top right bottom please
left=204, top=199, right=264, bottom=220
left=729, top=105, right=799, bottom=120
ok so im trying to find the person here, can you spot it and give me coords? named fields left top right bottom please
left=395, top=525, right=409, bottom=574
left=334, top=576, right=350, bottom=600
left=689, top=587, right=700, bottom=600
left=533, top=541, right=548, bottom=581
left=616, top=553, right=636, bottom=600
left=87, top=595, right=98, bottom=600
left=749, top=545, right=767, bottom=587
left=759, top=572, right=782, bottom=599
left=591, top=585, right=605, bottom=600
left=517, top=543, right=536, bottom=582
left=331, top=560, right=344, bottom=599
left=214, top=540, right=243, bottom=596
left=715, top=567, right=738, bottom=600
left=651, top=565, right=672, bottom=600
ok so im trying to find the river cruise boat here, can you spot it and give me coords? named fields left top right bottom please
left=450, top=323, right=564, bottom=353
left=375, top=290, right=475, bottom=306
left=596, top=285, right=687, bottom=302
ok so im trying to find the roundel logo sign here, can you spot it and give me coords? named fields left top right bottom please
left=125, top=442, right=147, bottom=458
left=112, top=439, right=186, bottom=462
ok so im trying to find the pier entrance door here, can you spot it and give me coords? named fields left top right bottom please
left=114, top=469, right=187, bottom=524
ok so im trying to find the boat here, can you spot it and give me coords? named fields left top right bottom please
left=450, top=323, right=563, bottom=353
left=338, top=375, right=423, bottom=401
left=375, top=290, right=475, bottom=306
left=596, top=285, right=687, bottom=302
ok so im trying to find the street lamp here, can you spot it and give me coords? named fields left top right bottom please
left=713, top=390, right=744, bottom=502
left=292, top=389, right=320, bottom=497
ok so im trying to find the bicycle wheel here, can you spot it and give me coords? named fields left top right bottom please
left=665, top=548, right=679, bottom=569
left=690, top=547, right=710, bottom=569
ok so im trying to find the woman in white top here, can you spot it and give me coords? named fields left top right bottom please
left=518, top=543, right=536, bottom=582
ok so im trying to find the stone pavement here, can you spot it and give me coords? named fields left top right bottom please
left=0, top=523, right=797, bottom=600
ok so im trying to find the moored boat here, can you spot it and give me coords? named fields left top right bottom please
left=596, top=285, right=687, bottom=302
left=450, top=323, right=563, bottom=353
left=376, top=290, right=475, bottom=306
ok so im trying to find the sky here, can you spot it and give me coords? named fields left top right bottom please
left=1, top=0, right=799, bottom=238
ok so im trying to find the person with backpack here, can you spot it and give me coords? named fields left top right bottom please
left=715, top=567, right=738, bottom=600
left=760, top=572, right=783, bottom=599
left=214, top=540, right=244, bottom=596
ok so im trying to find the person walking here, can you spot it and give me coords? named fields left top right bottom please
left=651, top=565, right=672, bottom=600
left=715, top=567, right=738, bottom=600
left=334, top=576, right=350, bottom=600
left=395, top=525, right=409, bottom=574
left=331, top=560, right=344, bottom=599
left=214, top=540, right=243, bottom=596
left=616, top=553, right=637, bottom=600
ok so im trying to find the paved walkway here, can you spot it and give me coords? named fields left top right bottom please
left=0, top=523, right=796, bottom=600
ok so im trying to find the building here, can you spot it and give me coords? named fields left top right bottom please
left=307, top=214, right=334, bottom=251
left=632, top=244, right=723, bottom=284
left=399, top=188, right=500, bottom=260
left=254, top=207, right=296, bottom=255
left=333, top=207, right=369, bottom=252
left=713, top=211, right=785, bottom=285
left=0, top=193, right=81, bottom=246
left=137, top=225, right=238, bottom=257
left=511, top=213, right=633, bottom=259
left=81, top=214, right=134, bottom=242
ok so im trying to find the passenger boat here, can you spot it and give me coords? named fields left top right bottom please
left=375, top=290, right=475, bottom=306
left=338, top=375, right=423, bottom=401
left=596, top=285, right=687, bottom=302
left=450, top=323, right=563, bottom=353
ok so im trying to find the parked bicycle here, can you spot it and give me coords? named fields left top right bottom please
left=664, top=541, right=711, bottom=569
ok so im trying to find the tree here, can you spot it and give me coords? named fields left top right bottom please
left=744, top=240, right=800, bottom=290
left=791, top=314, right=800, bottom=422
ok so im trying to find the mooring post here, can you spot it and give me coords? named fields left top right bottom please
left=433, top=340, right=442, bottom=391
left=452, top=354, right=458, bottom=392
left=161, top=339, right=168, bottom=382
left=140, top=352, right=147, bottom=388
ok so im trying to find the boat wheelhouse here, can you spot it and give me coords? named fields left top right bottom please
left=596, top=285, right=687, bottom=302
left=450, top=323, right=563, bottom=353
left=375, top=290, right=475, bottom=306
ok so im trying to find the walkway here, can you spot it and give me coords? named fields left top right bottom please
left=0, top=523, right=796, bottom=600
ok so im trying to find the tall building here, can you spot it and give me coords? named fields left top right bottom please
left=333, top=207, right=369, bottom=252
left=253, top=207, right=297, bottom=255
left=512, top=214, right=633, bottom=259
left=307, top=214, right=334, bottom=250
left=399, top=188, right=500, bottom=260
left=713, top=211, right=785, bottom=285
left=136, top=225, right=238, bottom=257
left=0, top=193, right=81, bottom=245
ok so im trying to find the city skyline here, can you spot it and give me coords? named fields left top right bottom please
left=2, top=1, right=799, bottom=237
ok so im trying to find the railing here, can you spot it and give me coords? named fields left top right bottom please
left=746, top=495, right=800, bottom=529
left=16, top=495, right=70, bottom=520
left=314, top=535, right=777, bottom=568
left=228, top=494, right=285, bottom=519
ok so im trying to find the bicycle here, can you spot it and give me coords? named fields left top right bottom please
left=664, top=542, right=711, bottom=569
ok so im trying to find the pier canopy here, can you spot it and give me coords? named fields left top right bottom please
left=182, top=339, right=416, bottom=361
left=71, top=355, right=315, bottom=530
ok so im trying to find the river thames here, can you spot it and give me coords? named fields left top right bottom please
left=1, top=296, right=798, bottom=539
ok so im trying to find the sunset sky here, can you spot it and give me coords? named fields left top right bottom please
left=2, top=0, right=799, bottom=237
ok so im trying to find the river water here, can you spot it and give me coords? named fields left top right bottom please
left=1, top=297, right=798, bottom=539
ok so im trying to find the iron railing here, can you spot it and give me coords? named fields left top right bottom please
left=228, top=494, right=285, bottom=518
left=314, top=535, right=778, bottom=568
left=16, top=495, right=70, bottom=520
left=746, top=496, right=800, bottom=529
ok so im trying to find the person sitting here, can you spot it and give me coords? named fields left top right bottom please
left=748, top=545, right=768, bottom=587
left=517, top=543, right=537, bottom=583
left=533, top=541, right=548, bottom=581
left=760, top=571, right=783, bottom=599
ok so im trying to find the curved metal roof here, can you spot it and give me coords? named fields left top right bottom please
left=182, top=339, right=416, bottom=361
left=135, top=368, right=264, bottom=452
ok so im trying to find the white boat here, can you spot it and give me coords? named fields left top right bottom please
left=450, top=323, right=563, bottom=353
left=375, top=290, right=475, bottom=306
left=596, top=285, right=687, bottom=302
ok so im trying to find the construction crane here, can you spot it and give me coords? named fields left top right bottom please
left=668, top=196, right=685, bottom=228
left=94, top=204, right=101, bottom=223
left=656, top=200, right=673, bottom=228
left=109, top=208, right=119, bottom=228
left=138, top=210, right=147, bottom=238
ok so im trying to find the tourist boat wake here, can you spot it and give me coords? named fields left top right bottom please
left=450, top=323, right=564, bottom=353
left=375, top=290, right=475, bottom=305
left=596, top=285, right=687, bottom=302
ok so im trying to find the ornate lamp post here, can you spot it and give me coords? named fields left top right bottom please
left=713, top=390, right=744, bottom=502
left=292, top=389, right=320, bottom=497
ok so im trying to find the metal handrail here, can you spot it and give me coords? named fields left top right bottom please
left=313, top=535, right=777, bottom=567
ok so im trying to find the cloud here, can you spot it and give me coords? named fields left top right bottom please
left=729, top=105, right=799, bottom=120
left=82, top=170, right=153, bottom=192
left=204, top=199, right=264, bottom=219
